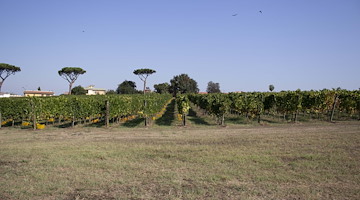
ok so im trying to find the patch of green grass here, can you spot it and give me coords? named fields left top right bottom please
left=0, top=122, right=359, bottom=199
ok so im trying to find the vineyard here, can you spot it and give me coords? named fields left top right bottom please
left=0, top=90, right=360, bottom=199
left=0, top=89, right=359, bottom=129
left=0, top=94, right=172, bottom=129
left=188, top=89, right=360, bottom=125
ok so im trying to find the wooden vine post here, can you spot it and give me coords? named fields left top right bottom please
left=330, top=93, right=339, bottom=122
left=182, top=113, right=186, bottom=126
left=105, top=100, right=110, bottom=128
left=176, top=95, right=190, bottom=127
left=31, top=99, right=36, bottom=130
left=72, top=116, right=75, bottom=128
left=144, top=99, right=148, bottom=127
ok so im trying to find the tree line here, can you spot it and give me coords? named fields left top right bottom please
left=1, top=62, right=222, bottom=96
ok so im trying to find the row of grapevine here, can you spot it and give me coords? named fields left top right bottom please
left=0, top=94, right=172, bottom=129
left=188, top=89, right=360, bottom=124
left=176, top=95, right=190, bottom=126
left=188, top=93, right=231, bottom=125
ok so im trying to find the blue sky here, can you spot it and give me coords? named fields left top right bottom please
left=1, top=0, right=359, bottom=95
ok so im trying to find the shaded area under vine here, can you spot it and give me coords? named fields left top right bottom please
left=155, top=99, right=176, bottom=126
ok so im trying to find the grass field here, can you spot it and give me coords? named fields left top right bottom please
left=0, top=121, right=359, bottom=199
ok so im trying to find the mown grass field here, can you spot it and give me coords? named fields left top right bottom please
left=0, top=121, right=359, bottom=200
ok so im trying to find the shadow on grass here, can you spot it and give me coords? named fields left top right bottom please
left=85, top=120, right=106, bottom=128
left=57, top=120, right=105, bottom=128
left=227, top=115, right=284, bottom=125
left=57, top=122, right=74, bottom=128
left=225, top=117, right=249, bottom=124
left=260, top=118, right=282, bottom=124
left=123, top=118, right=144, bottom=128
left=226, top=116, right=250, bottom=125
left=155, top=99, right=175, bottom=126
left=0, top=120, right=22, bottom=128
left=188, top=108, right=210, bottom=125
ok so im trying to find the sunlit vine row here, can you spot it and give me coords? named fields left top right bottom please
left=188, top=89, right=360, bottom=124
left=0, top=94, right=172, bottom=128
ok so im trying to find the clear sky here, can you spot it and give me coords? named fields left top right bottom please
left=1, top=0, right=359, bottom=95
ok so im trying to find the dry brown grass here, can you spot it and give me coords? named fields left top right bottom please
left=0, top=121, right=359, bottom=199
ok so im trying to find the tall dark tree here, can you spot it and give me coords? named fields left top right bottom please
left=58, top=67, right=86, bottom=95
left=71, top=85, right=87, bottom=95
left=0, top=63, right=21, bottom=92
left=269, top=84, right=275, bottom=92
left=206, top=81, right=221, bottom=93
left=133, top=68, right=156, bottom=94
left=169, top=74, right=199, bottom=96
left=154, top=83, right=170, bottom=94
left=116, top=80, right=139, bottom=94
left=106, top=90, right=117, bottom=95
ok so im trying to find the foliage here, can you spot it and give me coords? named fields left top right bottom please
left=338, top=89, right=360, bottom=116
left=0, top=63, right=21, bottom=92
left=133, top=68, right=157, bottom=125
left=116, top=81, right=139, bottom=94
left=176, top=95, right=190, bottom=126
left=106, top=90, right=117, bottom=95
left=0, top=94, right=172, bottom=128
left=206, top=81, right=221, bottom=93
left=58, top=67, right=86, bottom=95
left=58, top=67, right=86, bottom=81
left=264, top=93, right=276, bottom=111
left=133, top=68, right=156, bottom=76
left=189, top=89, right=360, bottom=124
left=154, top=83, right=170, bottom=94
left=279, top=90, right=302, bottom=122
left=189, top=93, right=230, bottom=125
left=71, top=85, right=87, bottom=95
left=169, top=74, right=199, bottom=96
left=269, top=84, right=275, bottom=92
left=1, top=90, right=359, bottom=128
left=0, top=63, right=21, bottom=79
left=133, top=68, right=156, bottom=94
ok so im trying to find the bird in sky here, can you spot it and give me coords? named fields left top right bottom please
left=232, top=14, right=238, bottom=16
left=259, top=10, right=262, bottom=14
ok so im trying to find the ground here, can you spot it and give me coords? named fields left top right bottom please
left=0, top=121, right=359, bottom=200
